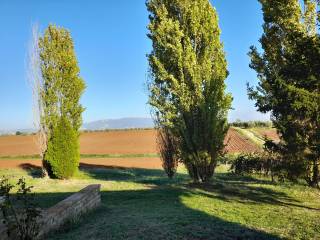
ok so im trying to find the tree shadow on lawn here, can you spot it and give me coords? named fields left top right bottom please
left=16, top=163, right=318, bottom=239
left=79, top=163, right=316, bottom=211
left=189, top=173, right=320, bottom=212
left=35, top=187, right=282, bottom=240
left=79, top=163, right=189, bottom=185
left=19, top=163, right=43, bottom=178
left=18, top=163, right=319, bottom=212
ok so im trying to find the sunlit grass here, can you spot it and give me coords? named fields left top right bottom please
left=0, top=164, right=319, bottom=239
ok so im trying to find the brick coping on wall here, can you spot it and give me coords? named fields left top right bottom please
left=0, top=184, right=101, bottom=240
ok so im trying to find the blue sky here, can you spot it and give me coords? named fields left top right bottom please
left=0, top=0, right=270, bottom=130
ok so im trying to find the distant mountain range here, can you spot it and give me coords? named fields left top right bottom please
left=82, top=117, right=154, bottom=130
left=0, top=118, right=155, bottom=135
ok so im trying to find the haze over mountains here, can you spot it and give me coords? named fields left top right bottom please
left=82, top=117, right=154, bottom=130
left=0, top=118, right=155, bottom=135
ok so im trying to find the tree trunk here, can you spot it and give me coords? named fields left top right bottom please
left=310, top=159, right=319, bottom=188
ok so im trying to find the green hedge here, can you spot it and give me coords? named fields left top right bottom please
left=230, top=121, right=272, bottom=129
left=44, top=117, right=79, bottom=179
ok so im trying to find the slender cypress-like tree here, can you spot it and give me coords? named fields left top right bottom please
left=39, top=24, right=86, bottom=179
left=147, top=0, right=232, bottom=182
left=248, top=0, right=320, bottom=187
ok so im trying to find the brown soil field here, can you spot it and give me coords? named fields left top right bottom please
left=224, top=128, right=261, bottom=153
left=0, top=128, right=263, bottom=158
left=0, top=130, right=157, bottom=157
left=0, top=128, right=268, bottom=169
left=0, top=158, right=162, bottom=170
left=80, top=130, right=157, bottom=155
left=0, top=135, right=39, bottom=156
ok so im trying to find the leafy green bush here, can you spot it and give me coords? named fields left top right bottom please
left=230, top=140, right=306, bottom=183
left=0, top=177, right=41, bottom=240
left=230, top=153, right=267, bottom=175
left=44, top=117, right=79, bottom=179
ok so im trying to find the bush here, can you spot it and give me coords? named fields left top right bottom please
left=157, top=128, right=179, bottom=179
left=44, top=117, right=79, bottom=179
left=0, top=177, right=41, bottom=240
left=230, top=140, right=307, bottom=183
left=230, top=153, right=267, bottom=175
left=230, top=120, right=272, bottom=129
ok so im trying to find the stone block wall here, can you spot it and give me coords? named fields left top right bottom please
left=0, top=184, right=101, bottom=239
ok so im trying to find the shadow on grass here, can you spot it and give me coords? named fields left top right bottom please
left=193, top=173, right=320, bottom=212
left=79, top=163, right=189, bottom=185
left=19, top=163, right=43, bottom=178
left=33, top=188, right=281, bottom=240
left=15, top=163, right=318, bottom=239
left=18, top=163, right=319, bottom=212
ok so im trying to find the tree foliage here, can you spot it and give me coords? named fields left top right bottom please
left=27, top=23, right=47, bottom=165
left=39, top=24, right=85, bottom=179
left=248, top=0, right=320, bottom=187
left=157, top=127, right=179, bottom=178
left=147, top=0, right=232, bottom=182
left=0, top=177, right=41, bottom=240
left=45, top=116, right=79, bottom=179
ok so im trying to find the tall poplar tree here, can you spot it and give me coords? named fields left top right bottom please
left=39, top=24, right=86, bottom=179
left=248, top=0, right=320, bottom=187
left=147, top=0, right=232, bottom=182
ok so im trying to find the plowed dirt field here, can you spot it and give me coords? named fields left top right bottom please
left=0, top=128, right=269, bottom=169
left=0, top=130, right=157, bottom=156
left=224, top=128, right=260, bottom=153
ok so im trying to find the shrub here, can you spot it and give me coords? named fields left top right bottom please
left=157, top=128, right=178, bottom=178
left=230, top=153, right=266, bottom=175
left=230, top=140, right=306, bottom=183
left=230, top=120, right=273, bottom=129
left=44, top=117, right=79, bottom=179
left=0, top=177, right=41, bottom=240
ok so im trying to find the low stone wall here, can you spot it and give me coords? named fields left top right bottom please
left=1, top=184, right=101, bottom=240
left=38, top=184, right=101, bottom=238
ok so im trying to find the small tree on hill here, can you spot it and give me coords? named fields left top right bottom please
left=248, top=0, right=320, bottom=187
left=147, top=0, right=232, bottom=183
left=39, top=24, right=86, bottom=179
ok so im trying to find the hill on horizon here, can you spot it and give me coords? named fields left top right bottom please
left=82, top=117, right=154, bottom=130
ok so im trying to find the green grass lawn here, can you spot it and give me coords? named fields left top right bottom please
left=1, top=164, right=319, bottom=240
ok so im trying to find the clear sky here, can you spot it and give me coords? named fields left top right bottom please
left=0, top=0, right=270, bottom=130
